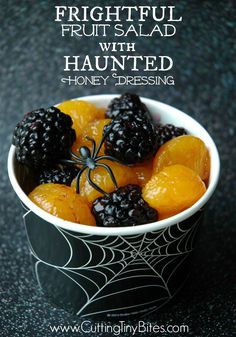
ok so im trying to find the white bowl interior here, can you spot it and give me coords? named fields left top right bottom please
left=8, top=95, right=220, bottom=236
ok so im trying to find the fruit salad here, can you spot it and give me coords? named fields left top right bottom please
left=12, top=93, right=210, bottom=227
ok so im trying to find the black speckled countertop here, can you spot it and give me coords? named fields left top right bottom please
left=0, top=1, right=235, bottom=336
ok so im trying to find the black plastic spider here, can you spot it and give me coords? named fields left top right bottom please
left=61, top=128, right=119, bottom=196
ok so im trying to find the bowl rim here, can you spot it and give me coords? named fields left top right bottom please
left=8, top=94, right=220, bottom=236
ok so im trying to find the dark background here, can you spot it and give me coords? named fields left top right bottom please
left=0, top=1, right=235, bottom=336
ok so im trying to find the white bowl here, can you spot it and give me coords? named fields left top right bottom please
left=7, top=95, right=220, bottom=318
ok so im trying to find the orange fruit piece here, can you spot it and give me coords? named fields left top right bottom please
left=57, top=100, right=105, bottom=138
left=153, top=135, right=210, bottom=182
left=142, top=164, right=206, bottom=220
left=72, top=118, right=111, bottom=156
left=132, top=160, right=153, bottom=187
left=28, top=184, right=96, bottom=225
left=71, top=160, right=138, bottom=203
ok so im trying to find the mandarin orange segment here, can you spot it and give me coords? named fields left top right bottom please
left=153, top=135, right=210, bottom=182
left=28, top=184, right=96, bottom=225
left=142, top=164, right=206, bottom=220
left=71, top=160, right=138, bottom=203
left=72, top=118, right=111, bottom=156
left=132, top=160, right=153, bottom=187
left=57, top=100, right=105, bottom=138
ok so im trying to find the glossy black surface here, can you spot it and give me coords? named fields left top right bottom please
left=0, top=0, right=235, bottom=336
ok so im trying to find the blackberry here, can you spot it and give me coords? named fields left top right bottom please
left=104, top=110, right=157, bottom=164
left=39, top=166, right=80, bottom=186
left=12, top=107, right=76, bottom=169
left=92, top=184, right=158, bottom=227
left=155, top=124, right=187, bottom=148
left=105, top=93, right=150, bottom=119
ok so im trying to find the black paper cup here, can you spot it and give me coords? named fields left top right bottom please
left=8, top=95, right=220, bottom=318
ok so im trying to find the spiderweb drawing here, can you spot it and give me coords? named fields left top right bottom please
left=24, top=210, right=202, bottom=318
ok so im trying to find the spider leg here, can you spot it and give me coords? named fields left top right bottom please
left=69, top=150, right=84, bottom=164
left=94, top=123, right=114, bottom=157
left=75, top=166, right=87, bottom=194
left=95, top=155, right=122, bottom=164
left=94, top=139, right=104, bottom=158
left=85, top=136, right=96, bottom=158
left=96, top=163, right=118, bottom=189
left=87, top=169, right=109, bottom=197
left=60, top=159, right=80, bottom=166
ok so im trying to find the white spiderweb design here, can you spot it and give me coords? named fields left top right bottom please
left=24, top=210, right=202, bottom=318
